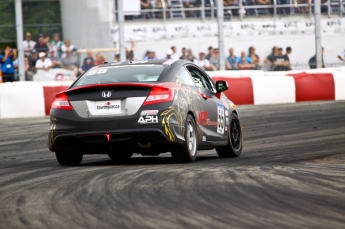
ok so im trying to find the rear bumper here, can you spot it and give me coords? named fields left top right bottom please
left=48, top=127, right=180, bottom=154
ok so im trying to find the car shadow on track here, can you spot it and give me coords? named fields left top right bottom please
left=80, top=155, right=222, bottom=167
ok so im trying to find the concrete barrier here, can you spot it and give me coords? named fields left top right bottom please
left=0, top=67, right=344, bottom=119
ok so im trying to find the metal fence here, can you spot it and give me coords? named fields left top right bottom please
left=124, top=0, right=345, bottom=21
left=0, top=0, right=62, bottom=49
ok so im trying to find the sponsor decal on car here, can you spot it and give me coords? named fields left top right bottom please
left=86, top=69, right=108, bottom=75
left=225, top=126, right=227, bottom=131
left=96, top=101, right=120, bottom=110
left=202, top=136, right=207, bottom=142
left=138, top=116, right=158, bottom=124
left=204, top=119, right=217, bottom=126
left=226, top=117, right=229, bottom=125
left=217, top=103, right=225, bottom=134
left=225, top=110, right=229, bottom=117
left=141, top=110, right=159, bottom=116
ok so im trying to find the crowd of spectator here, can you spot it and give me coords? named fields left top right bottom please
left=21, top=32, right=80, bottom=80
left=139, top=45, right=293, bottom=71
left=135, top=0, right=330, bottom=19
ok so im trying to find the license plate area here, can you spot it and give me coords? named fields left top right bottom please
left=87, top=100, right=122, bottom=115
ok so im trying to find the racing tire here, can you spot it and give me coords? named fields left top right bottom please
left=171, top=114, right=198, bottom=163
left=55, top=151, right=83, bottom=166
left=216, top=113, right=243, bottom=158
left=108, top=151, right=133, bottom=162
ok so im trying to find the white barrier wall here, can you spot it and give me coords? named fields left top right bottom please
left=0, top=82, right=45, bottom=119
left=0, top=67, right=344, bottom=119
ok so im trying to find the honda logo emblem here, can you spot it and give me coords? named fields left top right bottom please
left=102, top=91, right=111, bottom=98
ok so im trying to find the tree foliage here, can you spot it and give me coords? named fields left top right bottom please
left=0, top=0, right=62, bottom=50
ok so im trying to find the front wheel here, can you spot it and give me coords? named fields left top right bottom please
left=171, top=114, right=198, bottom=163
left=216, top=113, right=243, bottom=158
left=55, top=151, right=83, bottom=166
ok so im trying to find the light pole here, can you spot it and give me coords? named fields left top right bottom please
left=314, top=0, right=322, bottom=68
left=117, top=0, right=126, bottom=61
left=217, top=0, right=225, bottom=70
left=15, top=0, right=24, bottom=81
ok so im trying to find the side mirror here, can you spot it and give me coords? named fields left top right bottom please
left=215, top=80, right=229, bottom=93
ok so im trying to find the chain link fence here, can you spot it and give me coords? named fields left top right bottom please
left=0, top=0, right=62, bottom=51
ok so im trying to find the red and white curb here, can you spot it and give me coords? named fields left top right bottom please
left=0, top=68, right=344, bottom=119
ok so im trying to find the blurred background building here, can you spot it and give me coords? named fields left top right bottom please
left=1, top=0, right=345, bottom=70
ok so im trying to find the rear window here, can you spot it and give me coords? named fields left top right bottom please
left=73, top=65, right=165, bottom=87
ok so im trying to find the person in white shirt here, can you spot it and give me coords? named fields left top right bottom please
left=337, top=49, right=345, bottom=63
left=170, top=46, right=180, bottom=60
left=22, top=32, right=36, bottom=57
left=193, top=52, right=217, bottom=71
left=35, top=52, right=52, bottom=71
left=60, top=39, right=76, bottom=58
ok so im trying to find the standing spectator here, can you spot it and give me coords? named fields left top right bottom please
left=48, top=50, right=61, bottom=68
left=61, top=49, right=78, bottom=75
left=264, top=46, right=278, bottom=69
left=237, top=51, right=255, bottom=69
left=194, top=52, right=217, bottom=71
left=254, top=0, right=273, bottom=14
left=82, top=50, right=95, bottom=66
left=33, top=33, right=49, bottom=56
left=61, top=39, right=76, bottom=58
left=187, top=48, right=196, bottom=62
left=81, top=59, right=94, bottom=74
left=155, top=0, right=169, bottom=19
left=238, top=56, right=256, bottom=70
left=272, top=47, right=290, bottom=71
left=183, top=0, right=201, bottom=18
left=180, top=47, right=188, bottom=60
left=95, top=52, right=107, bottom=65
left=337, top=48, right=345, bottom=63
left=140, top=0, right=153, bottom=19
left=164, top=49, right=173, bottom=59
left=224, top=0, right=239, bottom=16
left=295, top=0, right=309, bottom=13
left=248, top=46, right=261, bottom=69
left=277, top=0, right=290, bottom=14
left=209, top=48, right=220, bottom=70
left=225, top=47, right=238, bottom=70
left=285, top=46, right=292, bottom=70
left=309, top=47, right=325, bottom=69
left=143, top=50, right=151, bottom=59
left=205, top=46, right=213, bottom=60
left=24, top=57, right=35, bottom=81
left=170, top=46, right=180, bottom=60
left=125, top=41, right=136, bottom=60
left=114, top=54, right=120, bottom=62
left=49, top=33, right=64, bottom=57
left=22, top=32, right=36, bottom=57
left=0, top=47, right=17, bottom=82
left=148, top=51, right=157, bottom=59
left=35, top=52, right=52, bottom=71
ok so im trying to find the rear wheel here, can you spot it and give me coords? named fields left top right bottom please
left=171, top=114, right=197, bottom=163
left=108, top=151, right=133, bottom=162
left=55, top=151, right=83, bottom=166
left=216, top=113, right=243, bottom=158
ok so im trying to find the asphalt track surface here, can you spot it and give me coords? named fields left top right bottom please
left=0, top=101, right=344, bottom=229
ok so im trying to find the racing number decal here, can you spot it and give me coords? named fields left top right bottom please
left=217, top=103, right=225, bottom=134
left=86, top=69, right=108, bottom=75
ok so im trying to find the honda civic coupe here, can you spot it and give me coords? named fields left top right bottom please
left=48, top=59, right=243, bottom=165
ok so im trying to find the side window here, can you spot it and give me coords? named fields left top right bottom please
left=176, top=67, right=195, bottom=86
left=186, top=67, right=215, bottom=92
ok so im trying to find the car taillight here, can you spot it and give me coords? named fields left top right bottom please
left=143, top=86, right=174, bottom=105
left=51, top=92, right=73, bottom=110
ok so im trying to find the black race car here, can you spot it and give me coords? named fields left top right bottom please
left=48, top=59, right=243, bottom=165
